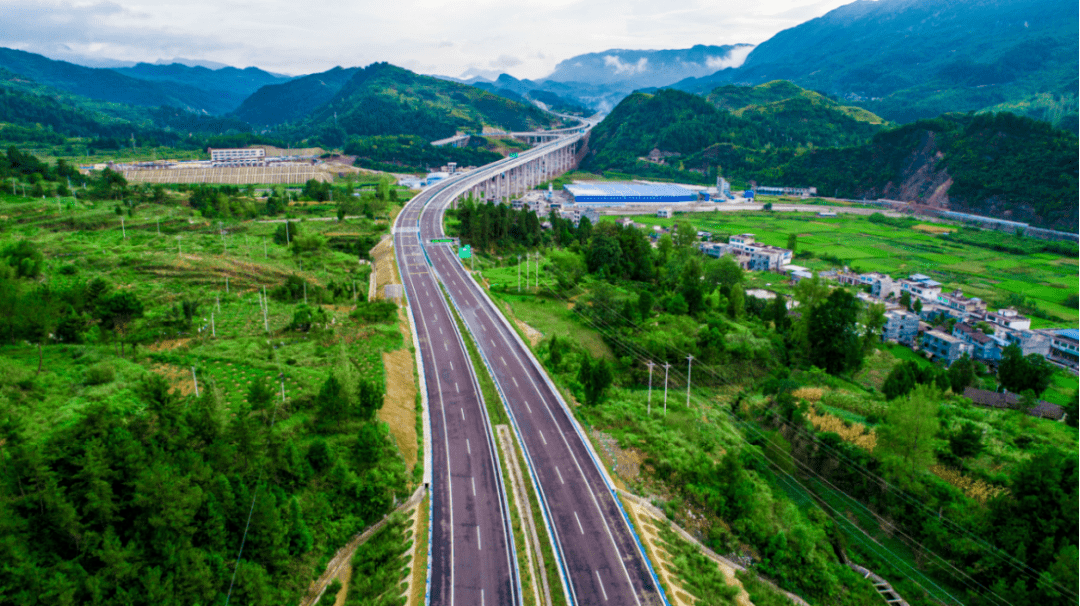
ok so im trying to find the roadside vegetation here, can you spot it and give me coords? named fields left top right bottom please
left=455, top=204, right=1078, bottom=606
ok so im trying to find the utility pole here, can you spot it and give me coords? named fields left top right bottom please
left=120, top=216, right=126, bottom=239
left=663, top=363, right=671, bottom=416
left=685, top=354, right=694, bottom=408
left=646, top=361, right=655, bottom=416
left=191, top=366, right=199, bottom=397
left=211, top=312, right=215, bottom=337
left=518, top=254, right=521, bottom=292
left=303, top=281, right=307, bottom=305
left=156, top=218, right=160, bottom=235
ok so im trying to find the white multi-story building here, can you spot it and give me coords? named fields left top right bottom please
left=899, top=276, right=943, bottom=301
left=860, top=272, right=897, bottom=298
left=979, top=308, right=1031, bottom=330
left=725, top=234, right=793, bottom=272
left=209, top=147, right=266, bottom=166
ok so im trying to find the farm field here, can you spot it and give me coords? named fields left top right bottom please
left=0, top=188, right=418, bottom=602
left=612, top=210, right=1079, bottom=327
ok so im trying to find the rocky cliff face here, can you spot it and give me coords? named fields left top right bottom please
left=877, top=130, right=953, bottom=208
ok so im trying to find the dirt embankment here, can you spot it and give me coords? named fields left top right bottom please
left=877, top=130, right=954, bottom=209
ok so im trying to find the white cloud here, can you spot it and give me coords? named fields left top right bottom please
left=0, top=0, right=858, bottom=78
left=705, top=45, right=755, bottom=70
left=603, top=55, right=649, bottom=75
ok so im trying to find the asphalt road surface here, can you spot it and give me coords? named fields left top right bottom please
left=394, top=192, right=520, bottom=606
left=408, top=139, right=666, bottom=606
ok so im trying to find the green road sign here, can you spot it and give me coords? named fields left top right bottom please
left=459, top=244, right=471, bottom=259
left=431, top=238, right=454, bottom=243
left=509, top=153, right=518, bottom=158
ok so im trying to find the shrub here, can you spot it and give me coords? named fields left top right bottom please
left=84, top=362, right=116, bottom=385
left=350, top=301, right=398, bottom=324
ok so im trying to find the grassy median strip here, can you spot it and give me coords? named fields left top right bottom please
left=514, top=433, right=569, bottom=606
left=440, top=282, right=508, bottom=425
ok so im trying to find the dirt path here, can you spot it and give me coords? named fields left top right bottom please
left=370, top=235, right=399, bottom=299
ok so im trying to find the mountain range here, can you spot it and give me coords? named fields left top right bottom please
left=669, top=0, right=1078, bottom=126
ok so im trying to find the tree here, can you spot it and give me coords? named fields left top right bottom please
left=948, top=421, right=984, bottom=459
left=95, top=291, right=144, bottom=356
left=727, top=284, right=745, bottom=320
left=274, top=221, right=300, bottom=245
left=585, top=230, right=623, bottom=278
left=637, top=290, right=654, bottom=321
left=913, top=298, right=923, bottom=314
left=786, top=233, right=798, bottom=253
left=704, top=255, right=743, bottom=292
left=807, top=289, right=862, bottom=375
left=21, top=286, right=61, bottom=372
left=2, top=240, right=44, bottom=278
left=356, top=379, right=383, bottom=421
left=875, top=384, right=941, bottom=478
left=947, top=353, right=976, bottom=394
left=882, top=361, right=918, bottom=400
left=248, top=376, right=276, bottom=412
left=860, top=302, right=886, bottom=353
left=998, top=344, right=1055, bottom=396
left=316, top=374, right=350, bottom=430
left=678, top=257, right=705, bottom=315
left=769, top=294, right=789, bottom=331
left=577, top=355, right=613, bottom=406
left=672, top=221, right=697, bottom=248
left=899, top=290, right=911, bottom=309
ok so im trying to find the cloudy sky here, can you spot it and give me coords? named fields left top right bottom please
left=2, top=0, right=858, bottom=78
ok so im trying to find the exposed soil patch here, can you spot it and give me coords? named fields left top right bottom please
left=515, top=318, right=543, bottom=347
left=380, top=343, right=418, bottom=472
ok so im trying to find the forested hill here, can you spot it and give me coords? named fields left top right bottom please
left=0, top=47, right=241, bottom=115
left=467, top=74, right=590, bottom=116
left=580, top=83, right=887, bottom=183
left=669, top=0, right=1079, bottom=129
left=110, top=63, right=292, bottom=114
left=231, top=66, right=362, bottom=128
left=775, top=112, right=1080, bottom=231
left=583, top=83, right=1077, bottom=230
left=282, top=62, right=567, bottom=148
left=0, top=68, right=255, bottom=147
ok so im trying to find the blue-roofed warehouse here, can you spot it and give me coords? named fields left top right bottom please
left=564, top=182, right=696, bottom=206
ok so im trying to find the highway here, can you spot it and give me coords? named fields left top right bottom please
left=401, top=133, right=666, bottom=605
left=394, top=192, right=521, bottom=606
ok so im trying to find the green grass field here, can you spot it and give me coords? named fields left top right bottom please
left=0, top=193, right=400, bottom=439
left=610, top=211, right=1078, bottom=327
